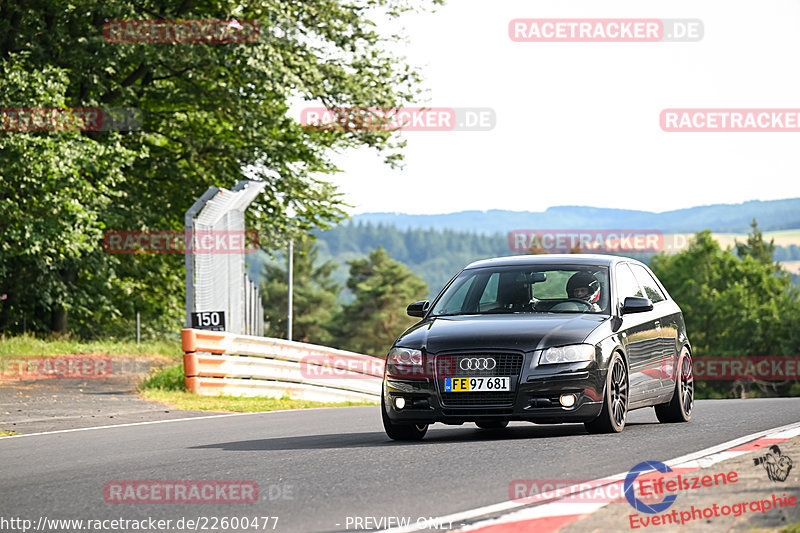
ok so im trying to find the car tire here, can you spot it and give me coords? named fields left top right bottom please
left=475, top=420, right=509, bottom=430
left=585, top=352, right=628, bottom=434
left=381, top=395, right=428, bottom=441
left=655, top=347, right=693, bottom=423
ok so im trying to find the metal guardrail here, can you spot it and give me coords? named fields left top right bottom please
left=182, top=329, right=384, bottom=403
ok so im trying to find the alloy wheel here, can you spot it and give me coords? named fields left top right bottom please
left=610, top=358, right=628, bottom=427
left=680, top=355, right=694, bottom=416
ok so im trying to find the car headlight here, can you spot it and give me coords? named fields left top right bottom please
left=386, top=347, right=426, bottom=378
left=537, top=344, right=595, bottom=365
left=388, top=347, right=423, bottom=366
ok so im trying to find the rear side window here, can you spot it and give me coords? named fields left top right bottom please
left=478, top=273, right=500, bottom=308
left=629, top=264, right=666, bottom=303
left=615, top=263, right=643, bottom=308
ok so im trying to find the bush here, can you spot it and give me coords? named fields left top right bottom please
left=139, top=364, right=186, bottom=391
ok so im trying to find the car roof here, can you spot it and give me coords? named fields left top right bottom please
left=464, top=254, right=645, bottom=270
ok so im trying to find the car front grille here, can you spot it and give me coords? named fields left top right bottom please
left=436, top=353, right=523, bottom=407
left=435, top=353, right=523, bottom=377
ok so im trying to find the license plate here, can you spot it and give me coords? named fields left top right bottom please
left=444, top=377, right=511, bottom=392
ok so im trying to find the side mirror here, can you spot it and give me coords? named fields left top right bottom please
left=407, top=300, right=430, bottom=318
left=529, top=272, right=547, bottom=283
left=621, top=296, right=653, bottom=315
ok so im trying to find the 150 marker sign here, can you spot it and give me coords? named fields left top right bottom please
left=191, top=311, right=226, bottom=331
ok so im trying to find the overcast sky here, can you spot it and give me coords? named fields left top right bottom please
left=307, top=0, right=800, bottom=215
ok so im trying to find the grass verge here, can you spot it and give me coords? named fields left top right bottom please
left=139, top=364, right=378, bottom=412
left=140, top=364, right=186, bottom=391
left=0, top=334, right=181, bottom=359
left=0, top=430, right=19, bottom=437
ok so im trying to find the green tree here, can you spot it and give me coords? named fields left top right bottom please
left=260, top=240, right=339, bottom=345
left=651, top=230, right=795, bottom=356
left=735, top=219, right=776, bottom=266
left=650, top=229, right=800, bottom=398
left=328, top=247, right=428, bottom=356
left=0, top=56, right=144, bottom=335
left=0, top=0, right=438, bottom=336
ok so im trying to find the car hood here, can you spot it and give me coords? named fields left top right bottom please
left=396, top=313, right=607, bottom=354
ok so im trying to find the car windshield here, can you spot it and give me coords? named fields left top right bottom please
left=430, top=265, right=610, bottom=316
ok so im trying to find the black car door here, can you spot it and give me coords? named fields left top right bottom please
left=629, top=263, right=679, bottom=394
left=615, top=263, right=663, bottom=404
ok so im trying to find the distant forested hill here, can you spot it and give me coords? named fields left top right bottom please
left=351, top=198, right=800, bottom=234
left=314, top=224, right=511, bottom=297
left=250, top=199, right=800, bottom=302
left=313, top=220, right=800, bottom=300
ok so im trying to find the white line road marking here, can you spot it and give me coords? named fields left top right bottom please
left=380, top=420, right=800, bottom=533
left=0, top=405, right=372, bottom=440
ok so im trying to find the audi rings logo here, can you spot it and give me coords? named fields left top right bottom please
left=459, top=358, right=497, bottom=371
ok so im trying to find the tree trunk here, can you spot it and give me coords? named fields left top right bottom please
left=51, top=308, right=68, bottom=334
left=51, top=268, right=77, bottom=334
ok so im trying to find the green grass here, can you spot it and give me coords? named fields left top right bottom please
left=0, top=430, right=18, bottom=437
left=781, top=525, right=800, bottom=533
left=138, top=363, right=378, bottom=412
left=141, top=389, right=377, bottom=412
left=0, top=334, right=182, bottom=360
left=139, top=364, right=186, bottom=391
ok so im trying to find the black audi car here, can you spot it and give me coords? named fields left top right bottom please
left=381, top=254, right=694, bottom=440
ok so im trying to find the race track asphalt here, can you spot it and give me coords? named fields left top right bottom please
left=1, top=398, right=799, bottom=532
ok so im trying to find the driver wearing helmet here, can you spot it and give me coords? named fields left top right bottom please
left=566, top=271, right=602, bottom=312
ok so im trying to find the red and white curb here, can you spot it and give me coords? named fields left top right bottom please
left=380, top=421, right=800, bottom=533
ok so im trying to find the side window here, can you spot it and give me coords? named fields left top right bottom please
left=478, top=273, right=500, bottom=308
left=615, top=264, right=643, bottom=308
left=630, top=264, right=666, bottom=303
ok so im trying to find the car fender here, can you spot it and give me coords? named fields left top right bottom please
left=595, top=334, right=626, bottom=373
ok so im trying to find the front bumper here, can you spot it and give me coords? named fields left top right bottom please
left=383, top=356, right=606, bottom=424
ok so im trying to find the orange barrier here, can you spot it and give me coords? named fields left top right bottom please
left=181, top=329, right=384, bottom=402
